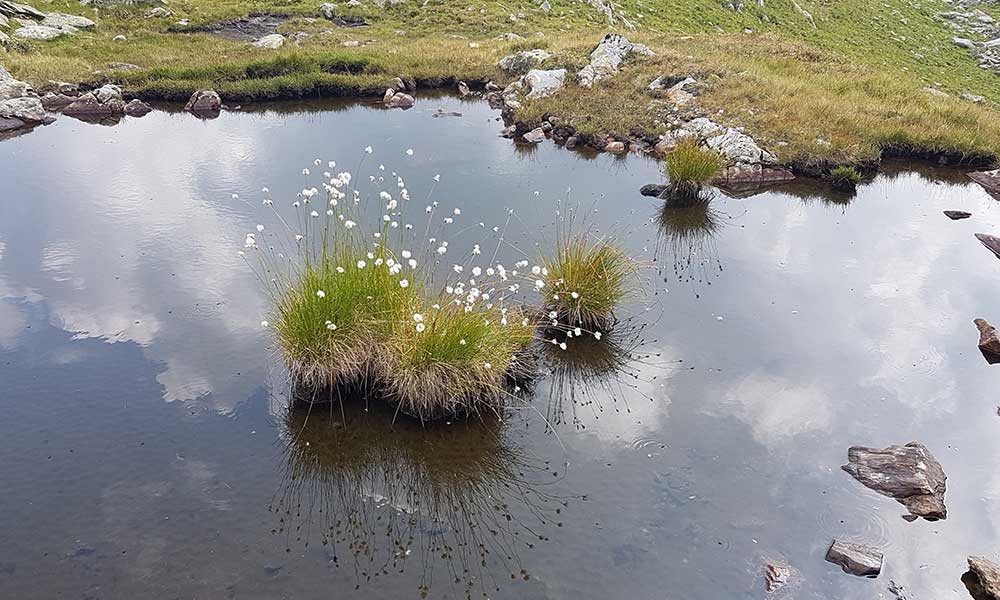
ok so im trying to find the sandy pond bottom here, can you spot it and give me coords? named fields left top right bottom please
left=2, top=96, right=1000, bottom=599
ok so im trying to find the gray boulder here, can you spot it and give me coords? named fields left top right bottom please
left=41, top=12, right=96, bottom=30
left=252, top=33, right=284, bottom=48
left=0, top=95, right=46, bottom=123
left=522, top=127, right=545, bottom=143
left=14, top=25, right=67, bottom=40
left=841, top=442, right=947, bottom=521
left=0, top=76, right=32, bottom=100
left=185, top=89, right=222, bottom=113
left=93, top=83, right=122, bottom=104
left=524, top=68, right=565, bottom=99
left=825, top=539, right=882, bottom=577
left=497, top=49, right=551, bottom=75
left=954, top=37, right=979, bottom=49
left=705, top=128, right=777, bottom=167
left=0, top=1, right=46, bottom=20
left=977, top=233, right=1000, bottom=259
left=62, top=89, right=125, bottom=116
left=40, top=92, right=75, bottom=110
left=578, top=33, right=653, bottom=87
left=319, top=2, right=335, bottom=19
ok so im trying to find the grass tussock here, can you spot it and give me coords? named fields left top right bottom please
left=829, top=165, right=861, bottom=192
left=543, top=234, right=633, bottom=331
left=663, top=140, right=724, bottom=202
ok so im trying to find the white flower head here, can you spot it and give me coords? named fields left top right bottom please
left=316, top=290, right=326, bottom=298
left=260, top=320, right=269, bottom=328
left=399, top=279, right=409, bottom=288
left=406, top=148, right=414, bottom=156
left=415, top=322, right=425, bottom=332
left=364, top=145, right=373, bottom=154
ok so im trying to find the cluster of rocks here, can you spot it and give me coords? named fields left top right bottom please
left=382, top=76, right=415, bottom=109
left=0, top=1, right=96, bottom=42
left=941, top=3, right=1000, bottom=76
left=0, top=64, right=51, bottom=134
left=578, top=33, right=653, bottom=88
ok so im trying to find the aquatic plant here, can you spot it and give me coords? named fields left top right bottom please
left=542, top=234, right=633, bottom=331
left=829, top=165, right=862, bottom=192
left=663, top=140, right=725, bottom=203
left=245, top=150, right=629, bottom=420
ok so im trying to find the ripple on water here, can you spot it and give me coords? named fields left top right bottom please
left=629, top=436, right=669, bottom=452
left=814, top=484, right=893, bottom=549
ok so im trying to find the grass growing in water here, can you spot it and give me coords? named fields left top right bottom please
left=663, top=141, right=725, bottom=203
left=829, top=165, right=862, bottom=192
left=542, top=234, right=633, bottom=331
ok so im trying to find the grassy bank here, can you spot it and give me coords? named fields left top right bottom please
left=3, top=0, right=1000, bottom=166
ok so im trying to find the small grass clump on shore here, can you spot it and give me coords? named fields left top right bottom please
left=829, top=165, right=862, bottom=193
left=542, top=234, right=633, bottom=331
left=663, top=141, right=724, bottom=203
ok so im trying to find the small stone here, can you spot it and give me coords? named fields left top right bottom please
left=605, top=140, right=625, bottom=153
left=185, top=89, right=221, bottom=113
left=825, top=539, right=883, bottom=577
left=944, top=210, right=972, bottom=220
left=975, top=318, right=1000, bottom=363
left=113, top=34, right=126, bottom=41
left=123, top=98, right=152, bottom=116
left=252, top=33, right=285, bottom=49
left=962, top=92, right=986, bottom=103
left=457, top=81, right=470, bottom=96
left=764, top=562, right=790, bottom=592
left=640, top=184, right=668, bottom=197
left=522, top=127, right=545, bottom=143
left=146, top=7, right=171, bottom=18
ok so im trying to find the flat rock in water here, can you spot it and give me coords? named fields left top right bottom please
left=825, top=539, right=883, bottom=577
left=945, top=210, right=972, bottom=220
left=185, top=89, right=222, bottom=113
left=640, top=184, right=668, bottom=197
left=969, top=169, right=1000, bottom=199
left=976, top=233, right=1000, bottom=259
left=966, top=556, right=1000, bottom=600
left=123, top=98, right=152, bottom=116
left=841, top=442, right=947, bottom=520
left=975, top=319, right=1000, bottom=364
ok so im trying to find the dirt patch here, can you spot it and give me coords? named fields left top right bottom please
left=168, top=13, right=291, bottom=41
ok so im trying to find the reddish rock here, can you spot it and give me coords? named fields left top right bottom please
left=966, top=556, right=1000, bottom=600
left=969, top=169, right=1000, bottom=199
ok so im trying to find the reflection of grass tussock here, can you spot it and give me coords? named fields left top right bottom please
left=654, top=201, right=725, bottom=289
left=272, top=399, right=566, bottom=596
left=536, top=319, right=663, bottom=431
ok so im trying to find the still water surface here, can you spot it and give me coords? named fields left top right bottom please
left=2, top=96, right=1000, bottom=599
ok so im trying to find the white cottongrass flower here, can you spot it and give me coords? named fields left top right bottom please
left=262, top=187, right=269, bottom=193
left=344, top=220, right=356, bottom=229
left=401, top=250, right=411, bottom=259
left=365, top=146, right=373, bottom=154
left=413, top=313, right=424, bottom=322
left=310, top=210, right=319, bottom=218
left=316, top=290, right=326, bottom=298
left=594, top=331, right=602, bottom=340
left=531, top=265, right=541, bottom=275
left=535, top=279, right=545, bottom=289
left=459, top=339, right=466, bottom=345
left=399, top=279, right=409, bottom=288
left=574, top=327, right=582, bottom=336
left=472, top=266, right=482, bottom=277
left=256, top=224, right=264, bottom=232
left=408, top=258, right=417, bottom=269
left=483, top=362, right=492, bottom=369
left=406, top=148, right=414, bottom=156
left=433, top=174, right=441, bottom=182
left=357, top=260, right=366, bottom=269
left=453, top=265, right=463, bottom=274
left=444, top=217, right=453, bottom=224
left=302, top=168, right=310, bottom=176
left=548, top=311, right=558, bottom=319
left=571, top=292, right=580, bottom=299
left=453, top=208, right=461, bottom=215
left=232, top=193, right=239, bottom=199
left=260, top=320, right=269, bottom=328
left=325, top=321, right=337, bottom=331
left=559, top=342, right=567, bottom=350
left=336, top=266, right=345, bottom=273
left=295, top=234, right=304, bottom=242
left=416, top=323, right=426, bottom=332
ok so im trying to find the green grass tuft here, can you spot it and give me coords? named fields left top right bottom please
left=663, top=140, right=725, bottom=201
left=543, top=235, right=633, bottom=331
left=829, top=165, right=861, bottom=192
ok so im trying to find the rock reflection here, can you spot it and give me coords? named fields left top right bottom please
left=654, top=200, right=725, bottom=289
left=271, top=398, right=568, bottom=597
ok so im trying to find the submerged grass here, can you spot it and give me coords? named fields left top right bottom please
left=829, top=165, right=862, bottom=192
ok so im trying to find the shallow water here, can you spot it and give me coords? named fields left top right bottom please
left=2, top=95, right=1000, bottom=599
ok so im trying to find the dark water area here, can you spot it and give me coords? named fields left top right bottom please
left=2, top=95, right=1000, bottom=599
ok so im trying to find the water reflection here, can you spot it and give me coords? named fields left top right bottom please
left=271, top=396, right=570, bottom=597
left=653, top=200, right=727, bottom=289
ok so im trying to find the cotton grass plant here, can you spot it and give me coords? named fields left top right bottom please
left=663, top=140, right=725, bottom=204
left=243, top=148, right=631, bottom=421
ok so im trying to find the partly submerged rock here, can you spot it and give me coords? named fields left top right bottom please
left=497, top=49, right=552, bottom=75
left=185, top=89, right=222, bottom=113
left=976, top=233, right=1000, bottom=259
left=123, top=98, right=152, bottom=116
left=966, top=556, right=1000, bottom=600
left=975, top=318, right=1000, bottom=364
left=969, top=169, right=1000, bottom=199
left=825, top=539, right=883, bottom=577
left=640, top=184, right=668, bottom=198
left=888, top=579, right=914, bottom=600
left=40, top=92, right=75, bottom=110
left=384, top=91, right=414, bottom=109
left=578, top=33, right=653, bottom=88
left=841, top=442, right=947, bottom=521
left=62, top=87, right=125, bottom=117
left=0, top=95, right=46, bottom=123
left=522, top=127, right=545, bottom=143
left=945, top=210, right=973, bottom=220
left=524, top=68, right=565, bottom=99
left=764, top=561, right=791, bottom=592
